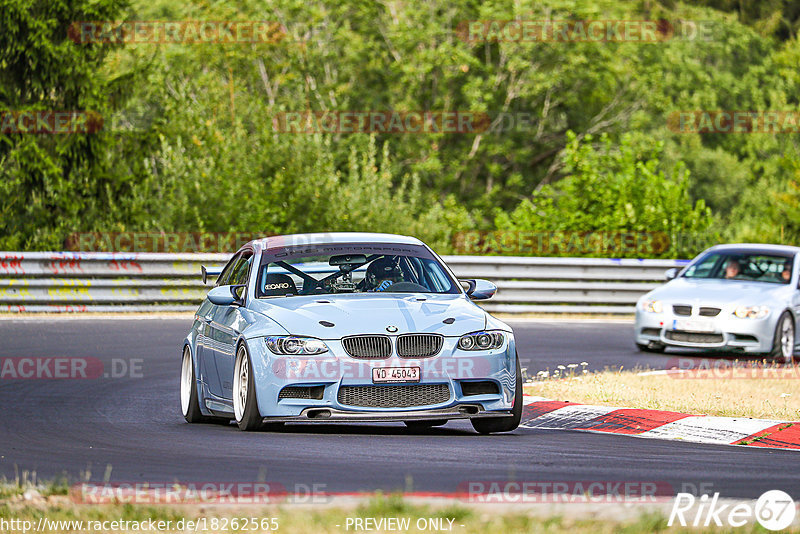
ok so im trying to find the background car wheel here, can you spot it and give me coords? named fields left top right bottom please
left=404, top=419, right=447, bottom=430
left=180, top=346, right=216, bottom=424
left=636, top=342, right=666, bottom=353
left=233, top=344, right=265, bottom=431
left=471, top=354, right=522, bottom=434
left=769, top=311, right=795, bottom=364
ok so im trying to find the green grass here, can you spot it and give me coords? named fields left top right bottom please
left=1, top=490, right=798, bottom=533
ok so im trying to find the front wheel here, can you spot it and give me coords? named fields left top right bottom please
left=471, top=355, right=522, bottom=434
left=769, top=312, right=795, bottom=364
left=180, top=346, right=214, bottom=423
left=233, top=344, right=265, bottom=431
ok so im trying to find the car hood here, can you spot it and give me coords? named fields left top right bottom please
left=248, top=293, right=489, bottom=338
left=647, top=277, right=789, bottom=305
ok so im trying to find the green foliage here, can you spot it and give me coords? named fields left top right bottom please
left=1, top=0, right=799, bottom=257
left=495, top=132, right=717, bottom=258
left=0, top=0, right=160, bottom=249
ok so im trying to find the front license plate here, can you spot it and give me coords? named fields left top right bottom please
left=372, top=367, right=421, bottom=383
left=673, top=319, right=715, bottom=333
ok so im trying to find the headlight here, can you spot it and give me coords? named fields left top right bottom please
left=457, top=331, right=505, bottom=351
left=733, top=306, right=770, bottom=319
left=266, top=336, right=328, bottom=355
left=640, top=299, right=663, bottom=313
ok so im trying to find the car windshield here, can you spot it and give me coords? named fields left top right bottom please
left=255, top=243, right=460, bottom=298
left=682, top=251, right=794, bottom=284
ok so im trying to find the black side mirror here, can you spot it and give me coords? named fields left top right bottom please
left=231, top=284, right=246, bottom=306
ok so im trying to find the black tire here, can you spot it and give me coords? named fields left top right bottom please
left=769, top=311, right=795, bottom=364
left=180, top=346, right=216, bottom=424
left=404, top=419, right=447, bottom=429
left=233, top=343, right=265, bottom=431
left=636, top=342, right=666, bottom=353
left=471, top=355, right=522, bottom=434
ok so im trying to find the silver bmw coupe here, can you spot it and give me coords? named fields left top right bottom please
left=635, top=244, right=799, bottom=362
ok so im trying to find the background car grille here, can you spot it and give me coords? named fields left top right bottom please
left=699, top=307, right=721, bottom=317
left=341, top=335, right=392, bottom=359
left=397, top=334, right=443, bottom=358
left=337, top=384, right=450, bottom=408
left=665, top=331, right=723, bottom=344
left=673, top=305, right=692, bottom=316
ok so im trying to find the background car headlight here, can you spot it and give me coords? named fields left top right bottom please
left=733, top=306, right=770, bottom=319
left=641, top=299, right=663, bottom=313
left=457, top=331, right=505, bottom=351
left=266, top=336, right=328, bottom=355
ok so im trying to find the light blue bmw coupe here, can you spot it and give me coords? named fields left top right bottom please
left=180, top=232, right=521, bottom=433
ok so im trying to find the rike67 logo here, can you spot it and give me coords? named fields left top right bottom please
left=669, top=490, right=796, bottom=531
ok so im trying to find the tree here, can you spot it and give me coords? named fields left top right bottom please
left=493, top=132, right=716, bottom=258
left=0, top=0, right=144, bottom=249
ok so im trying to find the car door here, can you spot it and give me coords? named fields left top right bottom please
left=200, top=251, right=242, bottom=400
left=210, top=249, right=254, bottom=400
left=791, top=254, right=800, bottom=350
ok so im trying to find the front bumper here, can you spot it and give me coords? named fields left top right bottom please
left=634, top=308, right=776, bottom=353
left=261, top=404, right=512, bottom=423
left=247, top=334, right=517, bottom=419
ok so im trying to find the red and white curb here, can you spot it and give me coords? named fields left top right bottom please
left=521, top=396, right=800, bottom=451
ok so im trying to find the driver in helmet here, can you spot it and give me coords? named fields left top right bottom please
left=365, top=256, right=404, bottom=292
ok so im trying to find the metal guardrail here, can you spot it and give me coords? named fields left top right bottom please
left=0, top=252, right=687, bottom=314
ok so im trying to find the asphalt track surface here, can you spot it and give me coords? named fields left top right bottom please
left=0, top=317, right=797, bottom=500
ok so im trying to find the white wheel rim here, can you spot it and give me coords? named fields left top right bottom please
left=233, top=347, right=248, bottom=422
left=781, top=316, right=794, bottom=362
left=180, top=347, right=192, bottom=416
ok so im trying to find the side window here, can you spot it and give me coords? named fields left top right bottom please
left=229, top=252, right=254, bottom=286
left=216, top=253, right=241, bottom=286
